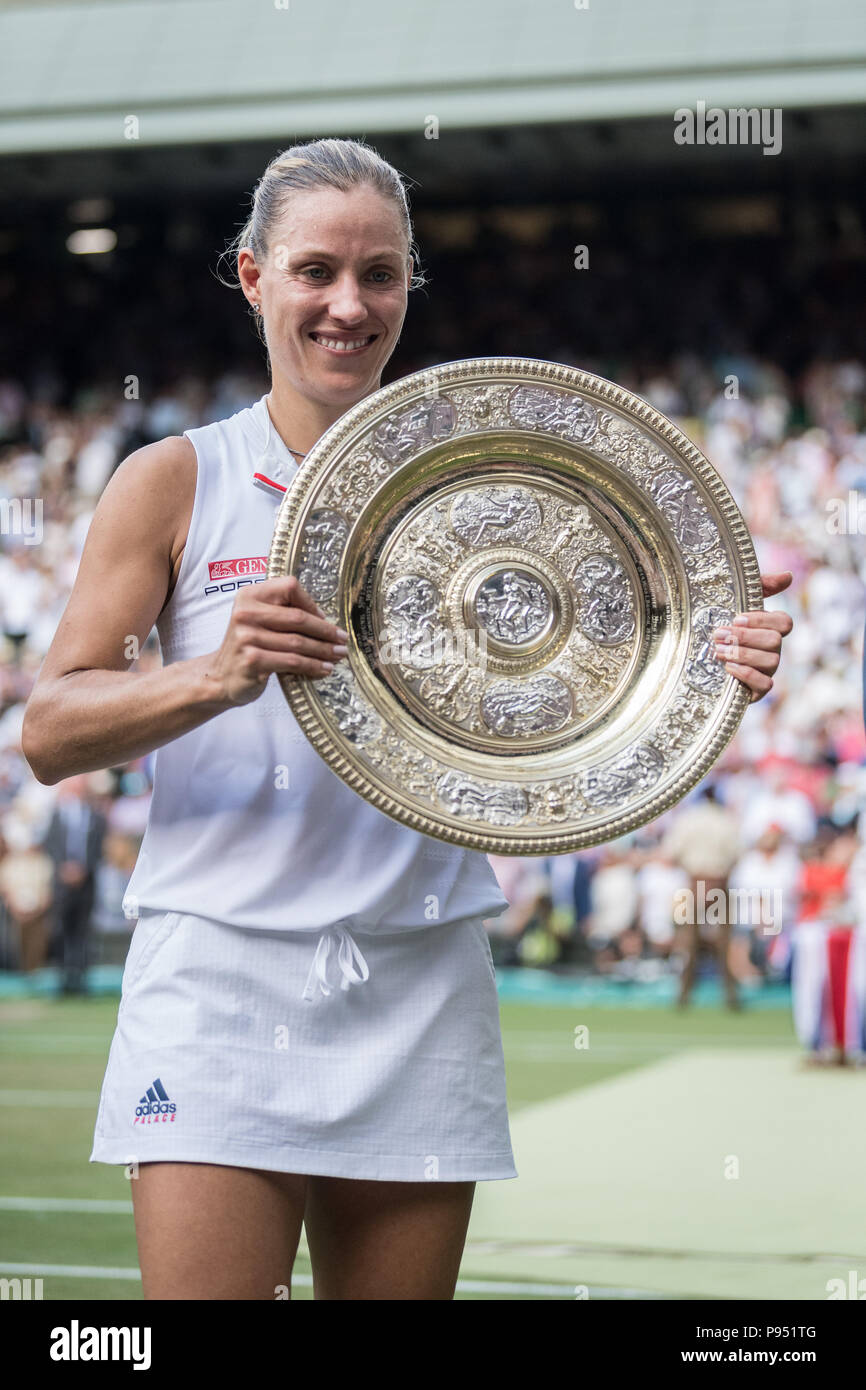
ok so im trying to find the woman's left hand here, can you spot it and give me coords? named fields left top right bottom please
left=711, top=572, right=794, bottom=704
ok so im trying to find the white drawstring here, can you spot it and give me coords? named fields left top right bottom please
left=302, top=923, right=371, bottom=1002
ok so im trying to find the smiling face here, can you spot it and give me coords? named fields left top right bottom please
left=238, top=184, right=412, bottom=414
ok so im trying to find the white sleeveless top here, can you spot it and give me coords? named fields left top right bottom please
left=122, top=394, right=510, bottom=934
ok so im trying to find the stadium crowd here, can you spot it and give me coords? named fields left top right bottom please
left=0, top=212, right=864, bottom=1006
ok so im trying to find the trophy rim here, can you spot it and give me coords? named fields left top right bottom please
left=268, top=357, right=760, bottom=855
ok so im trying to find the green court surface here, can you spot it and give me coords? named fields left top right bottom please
left=1, top=993, right=863, bottom=1300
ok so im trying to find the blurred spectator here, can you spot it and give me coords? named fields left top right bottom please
left=42, top=776, right=107, bottom=995
left=637, top=846, right=689, bottom=960
left=0, top=819, right=53, bottom=971
left=662, top=785, right=743, bottom=1009
left=585, top=842, right=640, bottom=958
left=485, top=856, right=553, bottom=965
left=738, top=764, right=818, bottom=848
left=797, top=822, right=858, bottom=923
left=0, top=549, right=45, bottom=666
left=728, top=823, right=801, bottom=982
left=546, top=851, right=597, bottom=966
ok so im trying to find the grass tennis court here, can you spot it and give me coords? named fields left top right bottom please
left=1, top=993, right=864, bottom=1299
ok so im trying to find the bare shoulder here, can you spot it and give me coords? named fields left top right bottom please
left=105, top=433, right=196, bottom=525
left=30, top=434, right=199, bottom=688
left=99, top=434, right=197, bottom=594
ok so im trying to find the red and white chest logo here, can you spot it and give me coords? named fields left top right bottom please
left=208, top=555, right=267, bottom=581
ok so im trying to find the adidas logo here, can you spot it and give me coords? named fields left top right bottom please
left=134, top=1077, right=177, bottom=1124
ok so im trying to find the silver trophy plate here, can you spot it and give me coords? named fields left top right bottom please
left=268, top=357, right=761, bottom=854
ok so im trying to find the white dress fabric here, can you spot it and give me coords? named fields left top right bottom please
left=91, top=396, right=516, bottom=1181
left=91, top=906, right=517, bottom=1181
left=120, top=393, right=511, bottom=933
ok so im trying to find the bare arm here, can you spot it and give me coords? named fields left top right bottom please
left=22, top=435, right=346, bottom=785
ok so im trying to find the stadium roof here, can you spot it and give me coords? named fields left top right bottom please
left=1, top=0, right=864, bottom=154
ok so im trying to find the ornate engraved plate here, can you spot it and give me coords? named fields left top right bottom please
left=268, top=358, right=762, bottom=854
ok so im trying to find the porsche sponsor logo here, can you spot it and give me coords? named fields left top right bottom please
left=205, top=555, right=269, bottom=596
left=208, top=555, right=267, bottom=580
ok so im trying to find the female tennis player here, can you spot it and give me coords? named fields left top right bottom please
left=22, top=137, right=793, bottom=1300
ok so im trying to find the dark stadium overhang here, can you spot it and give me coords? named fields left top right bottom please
left=1, top=0, right=864, bottom=157
left=1, top=108, right=865, bottom=207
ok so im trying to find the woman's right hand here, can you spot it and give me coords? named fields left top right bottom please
left=207, top=576, right=349, bottom=706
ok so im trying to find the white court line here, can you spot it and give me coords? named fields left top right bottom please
left=0, top=1197, right=132, bottom=1213
left=502, top=1030, right=789, bottom=1045
left=0, top=1208, right=665, bottom=1297
left=0, top=1262, right=657, bottom=1298
left=0, top=1034, right=111, bottom=1042
left=456, top=1278, right=662, bottom=1298
left=0, top=1090, right=96, bottom=1107
left=504, top=1042, right=793, bottom=1061
left=0, top=1262, right=141, bottom=1282
left=3, top=1203, right=858, bottom=1267
left=0, top=1035, right=110, bottom=1051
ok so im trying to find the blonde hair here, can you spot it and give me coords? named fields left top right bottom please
left=218, top=137, right=426, bottom=335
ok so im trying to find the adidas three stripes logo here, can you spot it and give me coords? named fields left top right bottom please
left=134, top=1077, right=177, bottom=1123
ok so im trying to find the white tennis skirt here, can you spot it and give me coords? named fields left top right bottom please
left=90, top=908, right=517, bottom=1183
